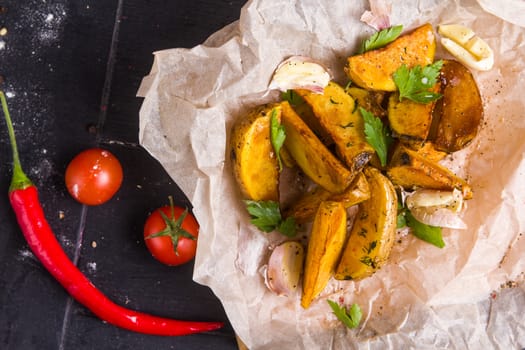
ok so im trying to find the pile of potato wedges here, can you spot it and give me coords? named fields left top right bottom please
left=230, top=23, right=483, bottom=308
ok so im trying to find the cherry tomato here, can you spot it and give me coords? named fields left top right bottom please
left=143, top=200, right=199, bottom=266
left=65, top=148, right=123, bottom=206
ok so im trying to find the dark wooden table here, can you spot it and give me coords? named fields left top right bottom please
left=0, top=1, right=247, bottom=349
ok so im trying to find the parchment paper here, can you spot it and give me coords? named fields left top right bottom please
left=137, top=0, right=525, bottom=348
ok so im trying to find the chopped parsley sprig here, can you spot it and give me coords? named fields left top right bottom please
left=244, top=200, right=296, bottom=237
left=360, top=107, right=393, bottom=167
left=359, top=24, right=403, bottom=53
left=397, top=202, right=445, bottom=248
left=270, top=108, right=286, bottom=171
left=405, top=210, right=444, bottom=248
left=327, top=300, right=362, bottom=329
left=393, top=60, right=444, bottom=103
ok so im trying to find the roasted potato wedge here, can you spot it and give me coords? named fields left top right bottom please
left=230, top=103, right=281, bottom=201
left=387, top=82, right=440, bottom=142
left=280, top=101, right=353, bottom=194
left=428, top=59, right=483, bottom=152
left=335, top=167, right=397, bottom=280
left=301, top=201, right=347, bottom=308
left=289, top=93, right=333, bottom=146
left=412, top=142, right=447, bottom=163
left=345, top=85, right=387, bottom=119
left=284, top=171, right=370, bottom=224
left=295, top=81, right=375, bottom=173
left=387, top=143, right=473, bottom=199
left=345, top=23, right=436, bottom=91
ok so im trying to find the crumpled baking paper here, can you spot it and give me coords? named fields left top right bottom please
left=137, top=0, right=525, bottom=348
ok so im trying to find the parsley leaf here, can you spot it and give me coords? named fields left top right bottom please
left=270, top=108, right=286, bottom=171
left=359, top=24, right=403, bottom=53
left=281, top=90, right=305, bottom=106
left=360, top=107, right=392, bottom=167
left=393, top=60, right=443, bottom=103
left=277, top=216, right=296, bottom=236
left=327, top=300, right=362, bottom=329
left=397, top=200, right=407, bottom=228
left=405, top=210, right=445, bottom=248
left=244, top=200, right=296, bottom=237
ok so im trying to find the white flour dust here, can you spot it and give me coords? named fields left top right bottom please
left=15, top=1, right=67, bottom=48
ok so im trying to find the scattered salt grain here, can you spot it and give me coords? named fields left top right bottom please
left=86, top=262, right=97, bottom=273
left=17, top=249, right=37, bottom=262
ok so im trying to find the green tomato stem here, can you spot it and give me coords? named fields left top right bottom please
left=145, top=196, right=196, bottom=256
left=0, top=91, right=33, bottom=192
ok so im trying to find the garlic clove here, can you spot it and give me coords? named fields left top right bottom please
left=438, top=24, right=494, bottom=71
left=438, top=24, right=475, bottom=45
left=440, top=38, right=494, bottom=71
left=265, top=241, right=305, bottom=297
left=405, top=188, right=466, bottom=229
left=406, top=188, right=463, bottom=213
left=463, top=36, right=492, bottom=59
left=409, top=206, right=467, bottom=230
left=268, top=56, right=331, bottom=93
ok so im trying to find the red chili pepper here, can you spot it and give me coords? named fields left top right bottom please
left=0, top=91, right=224, bottom=336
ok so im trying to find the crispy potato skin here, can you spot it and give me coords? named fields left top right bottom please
left=345, top=23, right=436, bottom=91
left=280, top=101, right=354, bottom=194
left=387, top=143, right=473, bottom=199
left=429, top=59, right=483, bottom=152
left=334, top=167, right=397, bottom=280
left=295, top=82, right=375, bottom=173
left=301, top=201, right=347, bottom=308
left=230, top=104, right=281, bottom=201
left=284, top=171, right=370, bottom=224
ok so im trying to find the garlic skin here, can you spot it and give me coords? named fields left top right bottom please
left=268, top=56, right=331, bottom=93
left=360, top=0, right=392, bottom=30
left=405, top=188, right=467, bottom=229
left=438, top=24, right=494, bottom=71
left=265, top=241, right=305, bottom=297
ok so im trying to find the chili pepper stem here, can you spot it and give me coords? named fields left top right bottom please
left=0, top=91, right=33, bottom=192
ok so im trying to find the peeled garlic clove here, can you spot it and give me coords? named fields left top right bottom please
left=438, top=24, right=475, bottom=45
left=268, top=56, right=331, bottom=93
left=438, top=24, right=494, bottom=71
left=440, top=38, right=494, bottom=71
left=406, top=188, right=463, bottom=213
left=464, top=36, right=492, bottom=59
left=409, top=206, right=467, bottom=230
left=405, top=188, right=466, bottom=229
left=265, top=241, right=305, bottom=297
